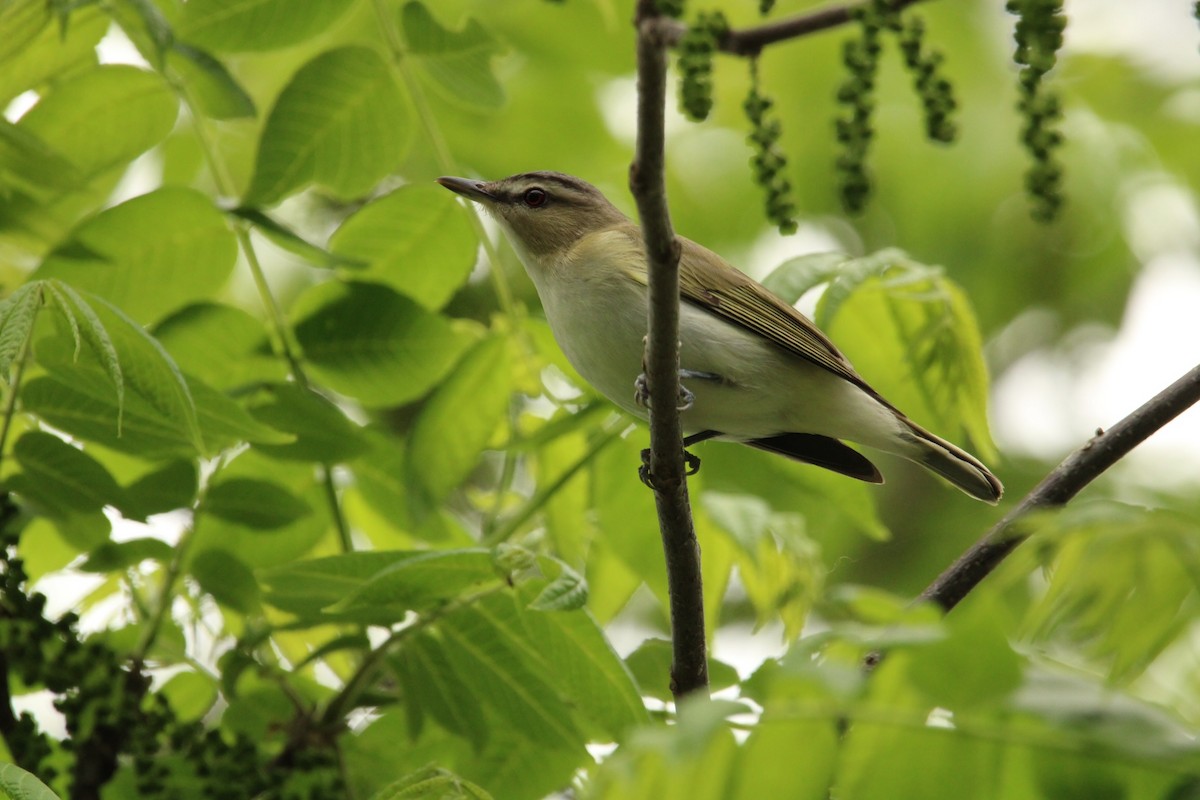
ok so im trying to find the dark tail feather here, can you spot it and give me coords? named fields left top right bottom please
left=902, top=423, right=1004, bottom=504
left=746, top=433, right=883, bottom=484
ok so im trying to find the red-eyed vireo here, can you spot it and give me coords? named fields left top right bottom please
left=438, top=172, right=1002, bottom=503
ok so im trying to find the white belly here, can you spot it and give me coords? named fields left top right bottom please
left=534, top=267, right=903, bottom=449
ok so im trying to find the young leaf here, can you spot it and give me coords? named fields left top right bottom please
left=35, top=188, right=239, bottom=325
left=329, top=184, right=478, bottom=309
left=0, top=282, right=42, bottom=379
left=401, top=2, right=505, bottom=110
left=291, top=280, right=476, bottom=407
left=245, top=47, right=412, bottom=206
left=368, top=765, right=494, bottom=800
left=76, top=291, right=204, bottom=453
left=527, top=562, right=587, bottom=612
left=407, top=335, right=510, bottom=503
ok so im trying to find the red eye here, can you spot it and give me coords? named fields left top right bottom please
left=523, top=188, right=547, bottom=208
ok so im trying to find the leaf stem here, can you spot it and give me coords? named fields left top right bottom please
left=483, top=417, right=626, bottom=546
left=132, top=523, right=195, bottom=667
left=0, top=312, right=36, bottom=473
left=176, top=82, right=353, bottom=553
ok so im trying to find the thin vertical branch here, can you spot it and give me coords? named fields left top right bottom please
left=630, top=0, right=708, bottom=701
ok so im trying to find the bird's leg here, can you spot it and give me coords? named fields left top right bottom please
left=639, top=430, right=721, bottom=489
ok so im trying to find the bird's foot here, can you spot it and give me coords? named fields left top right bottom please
left=633, top=369, right=723, bottom=412
left=638, top=446, right=703, bottom=489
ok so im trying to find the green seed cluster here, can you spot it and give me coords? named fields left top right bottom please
left=836, top=1, right=959, bottom=213
left=759, top=0, right=776, bottom=15
left=834, top=4, right=887, bottom=213
left=0, top=522, right=144, bottom=794
left=0, top=497, right=342, bottom=799
left=655, top=0, right=686, bottom=18
left=898, top=17, right=957, bottom=143
left=745, top=59, right=798, bottom=234
left=1007, top=0, right=1067, bottom=221
left=677, top=11, right=728, bottom=121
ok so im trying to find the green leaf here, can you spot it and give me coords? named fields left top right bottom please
left=153, top=302, right=285, bottom=391
left=260, top=550, right=433, bottom=621
left=329, top=184, right=478, bottom=309
left=118, top=460, right=198, bottom=520
left=232, top=208, right=363, bottom=270
left=34, top=188, right=239, bottom=325
left=79, top=291, right=203, bottom=451
left=761, top=252, right=849, bottom=304
left=702, top=492, right=822, bottom=639
left=42, top=280, right=123, bottom=413
left=17, top=64, right=176, bottom=181
left=30, top=332, right=287, bottom=457
left=0, top=120, right=84, bottom=200
left=248, top=383, right=368, bottom=463
left=437, top=601, right=586, bottom=749
left=527, top=562, right=587, bottom=611
left=401, top=2, right=505, bottom=110
left=245, top=47, right=412, bottom=206
left=203, top=477, right=312, bottom=530
left=816, top=249, right=996, bottom=459
left=502, top=585, right=648, bottom=739
left=79, top=537, right=175, bottom=572
left=391, top=631, right=490, bottom=750
left=190, top=548, right=261, bottom=612
left=0, top=282, right=42, bottom=379
left=0, top=0, right=51, bottom=67
left=291, top=280, right=475, bottom=407
left=160, top=670, right=218, bottom=722
left=368, top=766, right=494, bottom=800
left=408, top=335, right=509, bottom=502
left=0, top=3, right=103, bottom=107
left=168, top=42, right=256, bottom=120
left=35, top=188, right=238, bottom=326
left=333, top=549, right=500, bottom=614
left=7, top=430, right=126, bottom=514
left=176, top=0, right=358, bottom=52
left=0, top=761, right=63, bottom=800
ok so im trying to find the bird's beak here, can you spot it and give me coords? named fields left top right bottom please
left=437, top=176, right=495, bottom=204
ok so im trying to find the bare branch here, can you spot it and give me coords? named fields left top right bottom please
left=922, top=361, right=1200, bottom=611
left=630, top=0, right=708, bottom=701
left=657, top=0, right=924, bottom=57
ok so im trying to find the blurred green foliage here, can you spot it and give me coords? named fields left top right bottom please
left=0, top=0, right=1198, bottom=798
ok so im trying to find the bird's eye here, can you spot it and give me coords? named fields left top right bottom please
left=523, top=188, right=547, bottom=208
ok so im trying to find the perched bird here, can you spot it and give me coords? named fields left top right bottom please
left=438, top=171, right=1002, bottom=503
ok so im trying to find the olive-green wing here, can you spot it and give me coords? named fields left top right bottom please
left=673, top=238, right=884, bottom=399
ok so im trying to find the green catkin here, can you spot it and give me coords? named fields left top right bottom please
left=1007, top=0, right=1067, bottom=221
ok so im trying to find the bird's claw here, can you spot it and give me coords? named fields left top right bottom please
left=638, top=447, right=703, bottom=489
left=633, top=369, right=721, bottom=411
